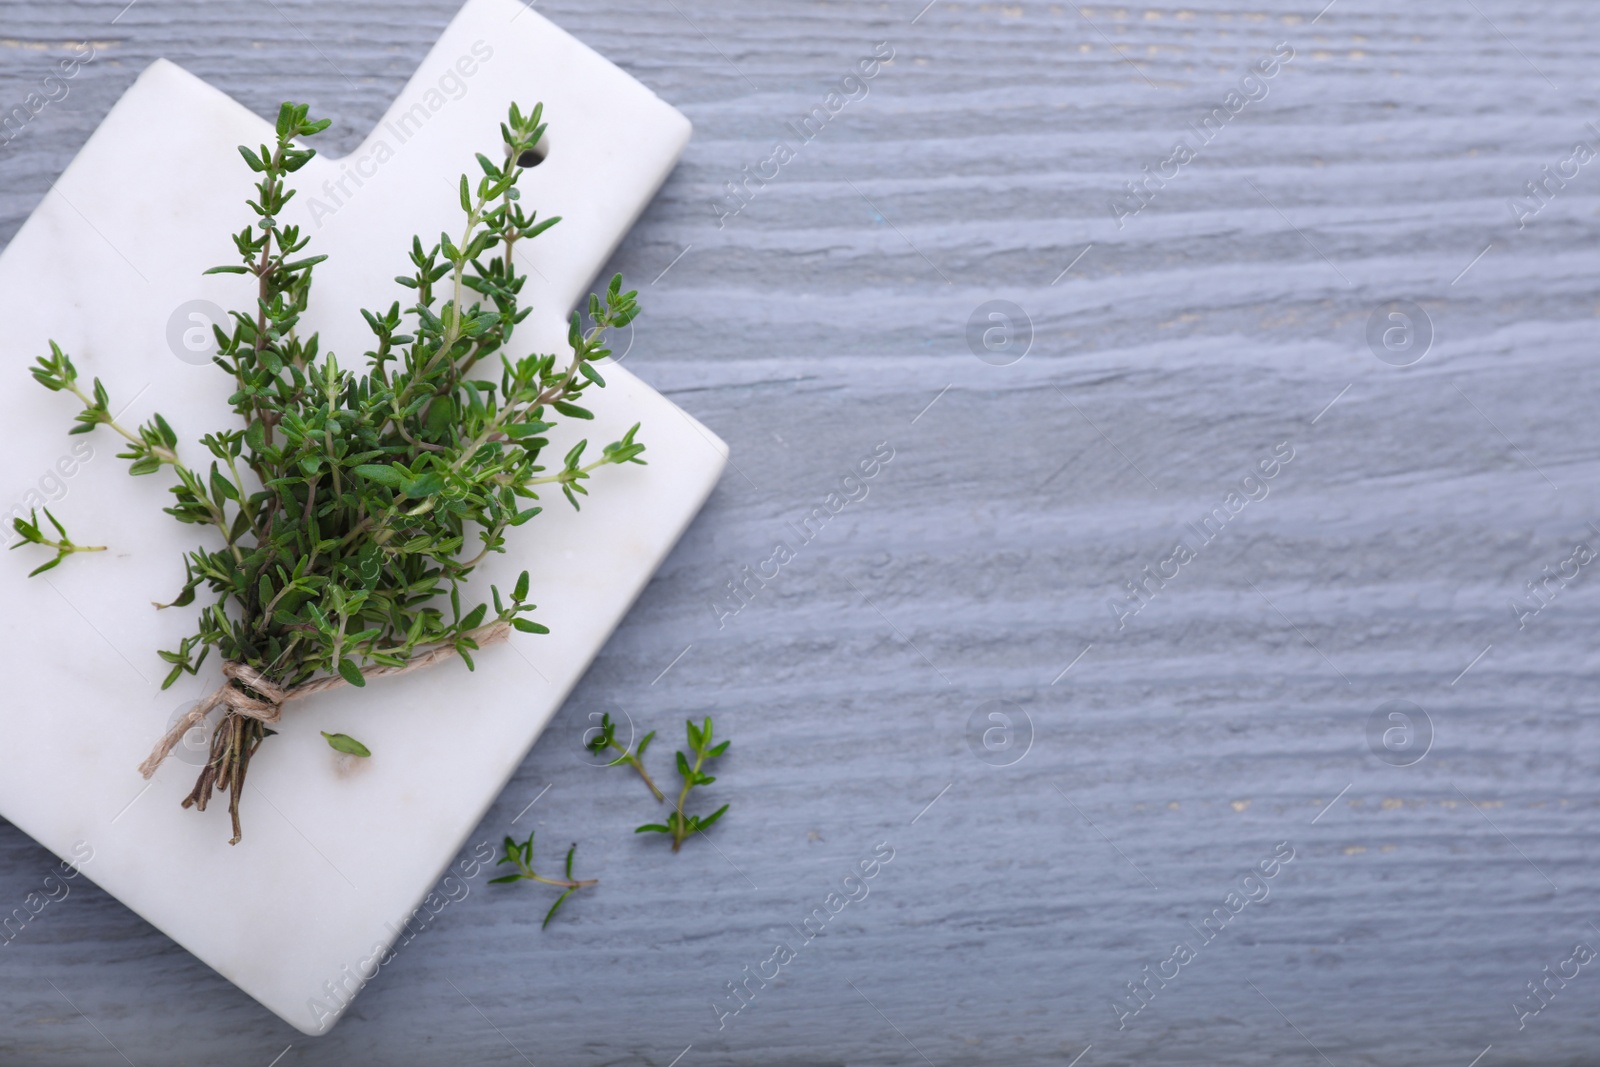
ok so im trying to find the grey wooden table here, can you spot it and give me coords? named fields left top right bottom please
left=2, top=1, right=1598, bottom=1064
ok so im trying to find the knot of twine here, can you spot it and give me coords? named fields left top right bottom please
left=138, top=620, right=512, bottom=779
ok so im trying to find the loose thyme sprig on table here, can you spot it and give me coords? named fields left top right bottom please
left=636, top=716, right=729, bottom=853
left=585, top=711, right=663, bottom=802
left=490, top=831, right=596, bottom=928
left=15, top=101, right=646, bottom=843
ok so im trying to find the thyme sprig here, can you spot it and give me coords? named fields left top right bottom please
left=9, top=507, right=103, bottom=577
left=585, top=711, right=663, bottom=802
left=17, top=101, right=646, bottom=842
left=636, top=716, right=729, bottom=852
left=490, top=831, right=596, bottom=928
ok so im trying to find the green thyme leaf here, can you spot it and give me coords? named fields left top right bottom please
left=321, top=731, right=371, bottom=757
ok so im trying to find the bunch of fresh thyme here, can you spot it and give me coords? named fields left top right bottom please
left=17, top=101, right=645, bottom=843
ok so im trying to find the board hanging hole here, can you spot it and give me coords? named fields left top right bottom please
left=517, top=140, right=549, bottom=168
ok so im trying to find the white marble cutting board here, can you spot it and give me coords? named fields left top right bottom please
left=0, top=0, right=723, bottom=1036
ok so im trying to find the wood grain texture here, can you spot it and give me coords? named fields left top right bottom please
left=1, top=1, right=1598, bottom=1064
